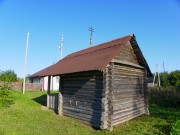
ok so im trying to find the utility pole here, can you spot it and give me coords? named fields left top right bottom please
left=23, top=32, right=30, bottom=94
left=89, top=26, right=94, bottom=47
left=153, top=64, right=161, bottom=87
left=59, top=34, right=64, bottom=60
left=157, top=64, right=161, bottom=87
left=163, top=61, right=165, bottom=72
left=153, top=64, right=157, bottom=86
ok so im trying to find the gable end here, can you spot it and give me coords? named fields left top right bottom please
left=113, top=41, right=139, bottom=65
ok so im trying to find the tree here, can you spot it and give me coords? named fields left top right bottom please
left=0, top=70, right=17, bottom=90
left=160, top=72, right=170, bottom=87
left=168, top=70, right=180, bottom=87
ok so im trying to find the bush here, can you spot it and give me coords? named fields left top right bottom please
left=0, top=70, right=18, bottom=90
left=0, top=90, right=14, bottom=108
left=148, top=87, right=180, bottom=108
left=171, top=120, right=180, bottom=135
left=0, top=82, right=14, bottom=108
left=159, top=70, right=180, bottom=88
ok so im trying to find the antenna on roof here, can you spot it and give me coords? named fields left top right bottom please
left=89, top=26, right=94, bottom=47
left=59, top=34, right=64, bottom=60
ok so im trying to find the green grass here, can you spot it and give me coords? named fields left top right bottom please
left=0, top=91, right=180, bottom=135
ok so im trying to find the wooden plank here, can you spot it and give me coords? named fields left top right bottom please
left=63, top=78, right=103, bottom=84
left=47, top=76, right=51, bottom=94
left=113, top=94, right=144, bottom=100
left=63, top=84, right=103, bottom=89
left=62, top=87, right=103, bottom=92
left=114, top=75, right=145, bottom=80
left=113, top=103, right=145, bottom=113
left=113, top=71, right=144, bottom=77
left=112, top=97, right=144, bottom=104
left=113, top=70, right=144, bottom=76
left=114, top=76, right=144, bottom=81
left=62, top=98, right=103, bottom=105
left=113, top=90, right=144, bottom=97
left=113, top=84, right=144, bottom=89
left=113, top=107, right=145, bottom=121
left=63, top=106, right=102, bottom=116
left=63, top=109, right=101, bottom=122
left=47, top=94, right=59, bottom=110
left=113, top=64, right=144, bottom=72
left=63, top=104, right=106, bottom=113
left=61, top=71, right=102, bottom=77
left=112, top=111, right=145, bottom=126
left=63, top=91, right=102, bottom=98
left=64, top=77, right=103, bottom=81
left=63, top=111, right=102, bottom=128
left=113, top=88, right=144, bottom=93
left=112, top=98, right=145, bottom=106
left=111, top=59, right=144, bottom=69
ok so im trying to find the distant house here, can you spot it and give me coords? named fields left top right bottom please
left=29, top=34, right=152, bottom=130
left=29, top=76, right=59, bottom=91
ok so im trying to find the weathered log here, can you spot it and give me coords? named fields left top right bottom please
left=63, top=106, right=102, bottom=116
left=61, top=71, right=102, bottom=78
left=112, top=59, right=144, bottom=68
left=112, top=98, right=144, bottom=106
left=63, top=95, right=103, bottom=104
left=63, top=90, right=103, bottom=98
left=113, top=64, right=145, bottom=72
left=113, top=89, right=144, bottom=94
left=113, top=102, right=145, bottom=112
left=63, top=109, right=102, bottom=122
left=112, top=111, right=145, bottom=126
left=63, top=84, right=103, bottom=89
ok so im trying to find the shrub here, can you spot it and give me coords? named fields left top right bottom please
left=159, top=70, right=180, bottom=88
left=0, top=81, right=14, bottom=108
left=0, top=89, right=14, bottom=108
left=170, top=120, right=180, bottom=135
left=148, top=87, right=180, bottom=108
left=0, top=70, right=18, bottom=89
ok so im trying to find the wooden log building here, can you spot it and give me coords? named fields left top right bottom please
left=30, top=34, right=152, bottom=130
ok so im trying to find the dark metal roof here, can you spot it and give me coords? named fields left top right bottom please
left=30, top=34, right=152, bottom=77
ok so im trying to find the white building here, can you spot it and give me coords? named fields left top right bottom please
left=29, top=76, right=59, bottom=91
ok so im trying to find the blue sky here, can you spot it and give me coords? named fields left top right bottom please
left=0, top=0, right=180, bottom=78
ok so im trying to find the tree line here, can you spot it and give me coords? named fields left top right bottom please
left=160, top=70, right=180, bottom=88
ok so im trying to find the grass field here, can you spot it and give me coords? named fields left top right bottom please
left=0, top=91, right=180, bottom=135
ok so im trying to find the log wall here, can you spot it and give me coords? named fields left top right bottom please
left=111, top=63, right=147, bottom=126
left=60, top=71, right=104, bottom=128
left=107, top=40, right=149, bottom=128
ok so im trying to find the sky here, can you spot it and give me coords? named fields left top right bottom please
left=0, top=0, right=180, bottom=78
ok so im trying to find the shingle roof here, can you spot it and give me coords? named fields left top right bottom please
left=30, top=34, right=151, bottom=77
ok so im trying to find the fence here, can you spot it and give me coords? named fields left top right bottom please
left=0, top=81, right=42, bottom=90
left=47, top=93, right=59, bottom=111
